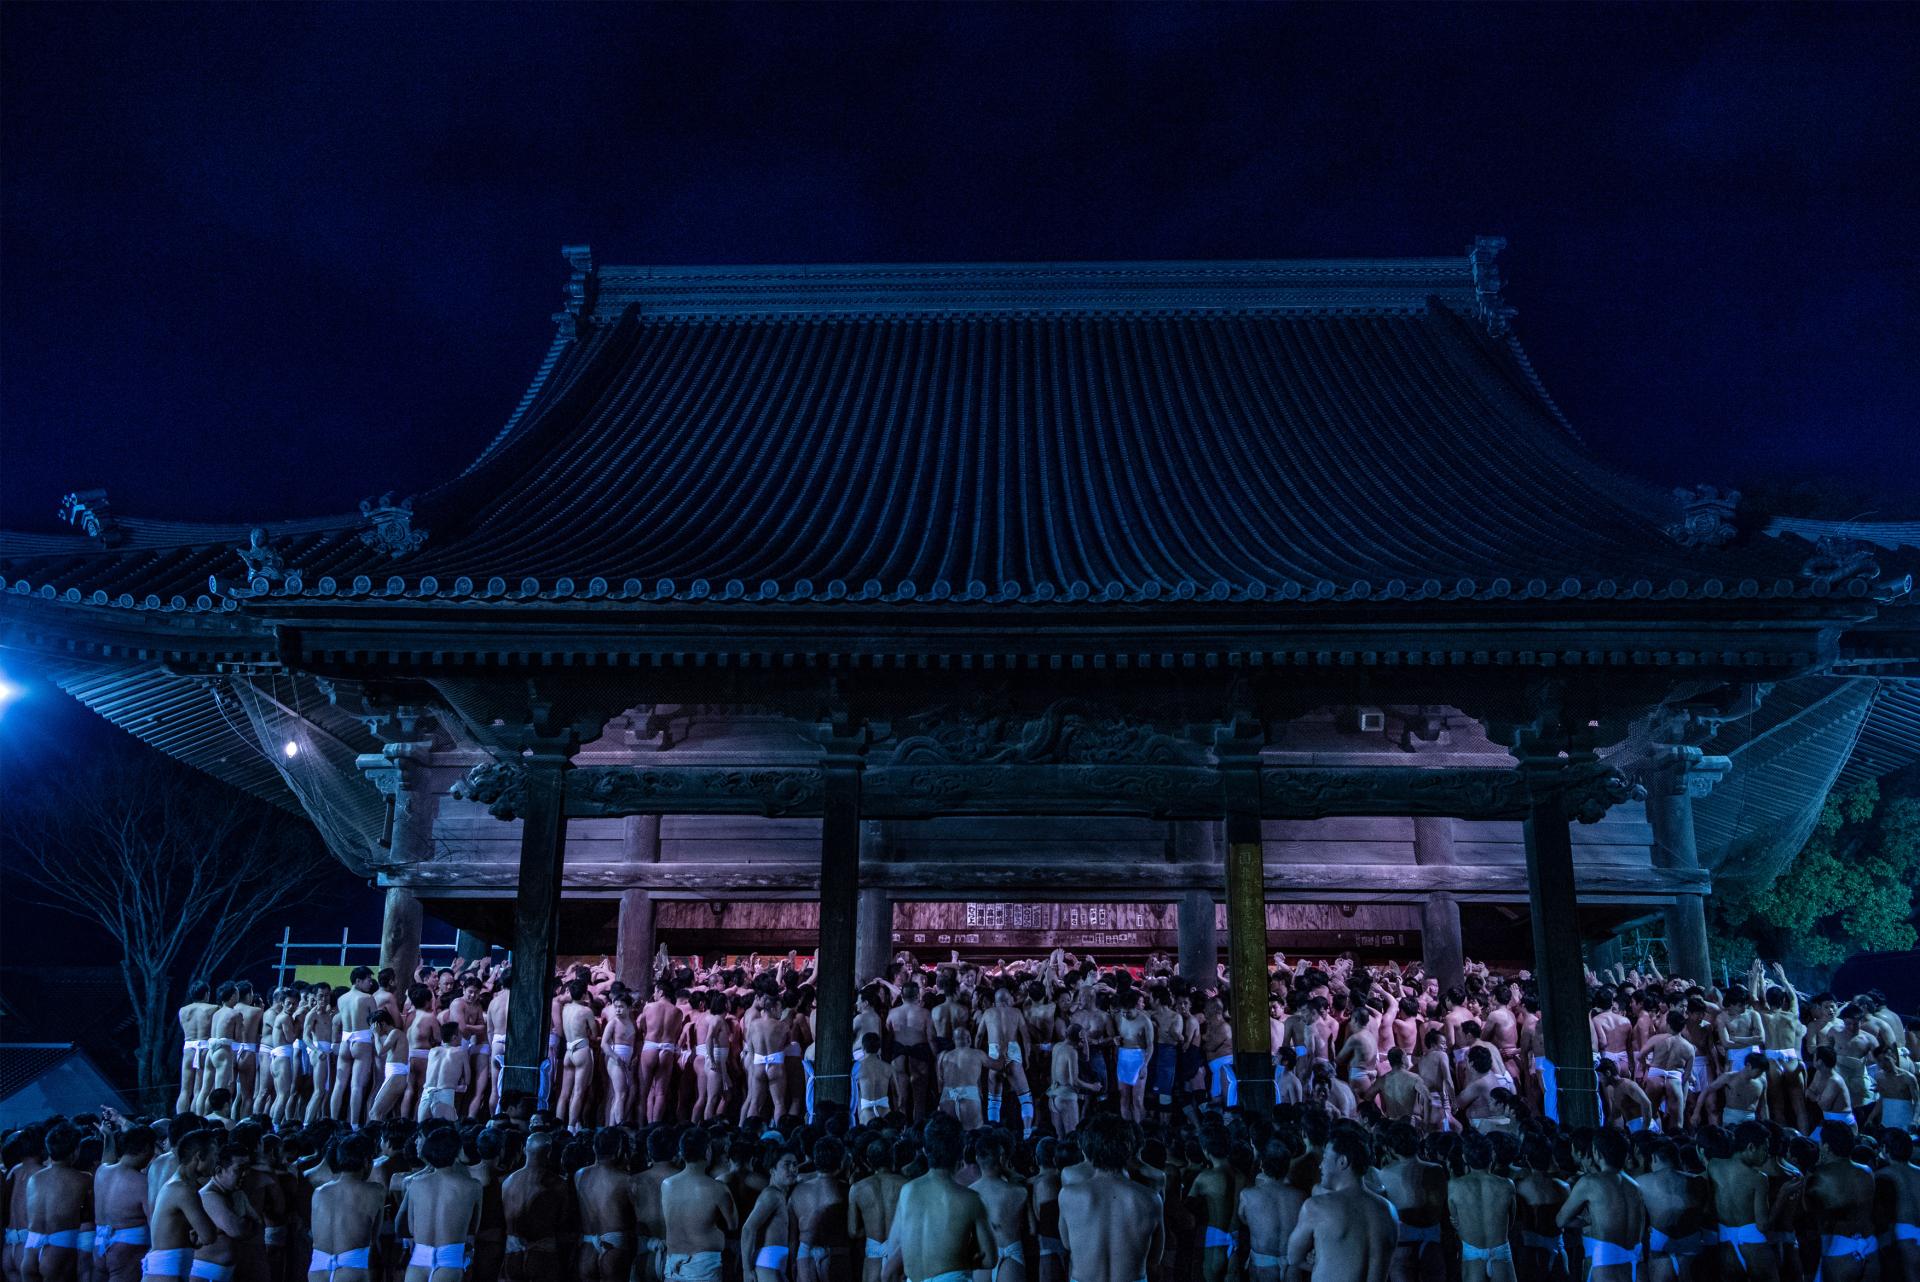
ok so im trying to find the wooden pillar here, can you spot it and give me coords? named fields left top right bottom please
left=1588, top=935, right=1624, bottom=972
left=380, top=887, right=423, bottom=988
left=1178, top=890, right=1218, bottom=991
left=813, top=746, right=864, bottom=1114
left=616, top=891, right=656, bottom=997
left=616, top=815, right=662, bottom=995
left=500, top=751, right=571, bottom=1103
left=1412, top=817, right=1464, bottom=993
left=1221, top=758, right=1273, bottom=1116
left=1648, top=782, right=1712, bottom=983
left=455, top=930, right=490, bottom=963
left=1522, top=779, right=1599, bottom=1128
left=855, top=888, right=891, bottom=985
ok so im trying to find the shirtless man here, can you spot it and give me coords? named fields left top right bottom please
left=335, top=968, right=382, bottom=1126
left=1484, top=984, right=1523, bottom=1088
left=687, top=993, right=730, bottom=1125
left=1873, top=1043, right=1917, bottom=1132
left=885, top=1115, right=997, bottom=1282
left=1512, top=1138, right=1567, bottom=1279
left=848, top=1138, right=905, bottom=1282
left=765, top=1137, right=832, bottom=1282
left=305, top=986, right=338, bottom=1127
left=483, top=975, right=513, bottom=1119
left=1447, top=1132, right=1515, bottom=1282
left=1286, top=1132, right=1396, bottom=1282
left=366, top=1011, right=411, bottom=1122
left=1809, top=1046, right=1855, bottom=1128
left=742, top=988, right=793, bottom=1124
left=1374, top=1122, right=1445, bottom=1280
left=1877, top=1129, right=1920, bottom=1282
left=417, top=1024, right=468, bottom=1123
left=93, top=1124, right=155, bottom=1282
left=574, top=1130, right=635, bottom=1282
left=142, top=1131, right=220, bottom=1282
left=886, top=983, right=935, bottom=1121
left=234, top=983, right=267, bottom=1115
left=1642, top=1011, right=1697, bottom=1131
left=660, top=1130, right=737, bottom=1282
left=445, top=975, right=490, bottom=1112
left=978, top=987, right=1035, bottom=1135
left=1693, top=1054, right=1771, bottom=1129
left=740, top=1150, right=799, bottom=1282
left=600, top=994, right=638, bottom=1126
left=177, top=983, right=220, bottom=1116
left=309, top=1135, right=383, bottom=1282
left=398, top=1129, right=480, bottom=1282
left=1759, top=986, right=1808, bottom=1131
left=1805, top=1122, right=1876, bottom=1282
left=1557, top=1129, right=1644, bottom=1282
left=1595, top=1059, right=1656, bottom=1134
left=968, top=1132, right=1032, bottom=1282
left=554, top=980, right=598, bottom=1132
left=1187, top=1132, right=1248, bottom=1282
left=1638, top=1136, right=1706, bottom=1282
left=638, top=983, right=686, bottom=1125
left=199, top=984, right=245, bottom=1116
left=195, top=1143, right=259, bottom=1282
left=1334, top=1006, right=1381, bottom=1099
left=263, top=991, right=301, bottom=1126
left=501, top=1132, right=571, bottom=1282
left=1046, top=1026, right=1101, bottom=1137
left=1236, top=1141, right=1304, bottom=1282
left=1111, top=993, right=1154, bottom=1124
left=23, top=1123, right=89, bottom=1282
left=1719, top=987, right=1766, bottom=1082
left=855, top=1034, right=897, bottom=1125
left=1415, top=1033, right=1455, bottom=1133
left=937, top=1029, right=995, bottom=1131
left=1366, top=1050, right=1429, bottom=1128
left=1591, top=993, right=1634, bottom=1083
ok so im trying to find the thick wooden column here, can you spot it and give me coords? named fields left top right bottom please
left=616, top=815, right=662, bottom=995
left=617, top=891, right=657, bottom=997
left=855, top=889, right=892, bottom=985
left=1220, top=750, right=1273, bottom=1116
left=1178, top=890, right=1219, bottom=991
left=1647, top=776, right=1712, bottom=983
left=1412, top=817, right=1465, bottom=993
left=813, top=744, right=865, bottom=1114
left=501, top=750, right=571, bottom=1102
left=455, top=930, right=490, bottom=963
left=380, top=887, right=423, bottom=988
left=1522, top=777, right=1599, bottom=1128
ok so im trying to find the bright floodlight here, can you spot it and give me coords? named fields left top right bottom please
left=283, top=739, right=300, bottom=759
left=0, top=674, right=21, bottom=716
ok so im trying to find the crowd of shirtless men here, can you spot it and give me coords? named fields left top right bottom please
left=4, top=945, right=1920, bottom=1282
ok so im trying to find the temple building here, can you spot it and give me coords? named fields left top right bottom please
left=4, top=242, right=1915, bottom=1124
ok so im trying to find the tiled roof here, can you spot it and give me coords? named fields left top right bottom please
left=0, top=251, right=1851, bottom=616
left=0, top=1044, right=77, bottom=1102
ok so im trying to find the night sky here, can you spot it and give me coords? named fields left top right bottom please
left=0, top=6, right=1916, bottom=973
left=3, top=3, right=1917, bottom=535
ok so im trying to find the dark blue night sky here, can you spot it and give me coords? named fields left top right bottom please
left=2, top=4, right=1915, bottom=532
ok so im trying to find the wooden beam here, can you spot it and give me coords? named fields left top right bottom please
left=382, top=859, right=1709, bottom=899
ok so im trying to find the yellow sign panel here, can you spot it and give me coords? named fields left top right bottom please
left=293, top=965, right=357, bottom=988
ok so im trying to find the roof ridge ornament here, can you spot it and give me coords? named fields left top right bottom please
left=553, top=243, right=597, bottom=339
left=1468, top=236, right=1517, bottom=337
left=235, top=527, right=288, bottom=582
left=58, top=489, right=123, bottom=546
left=1665, top=485, right=1741, bottom=549
left=357, top=492, right=429, bottom=559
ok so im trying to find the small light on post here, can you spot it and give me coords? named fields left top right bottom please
left=283, top=739, right=300, bottom=759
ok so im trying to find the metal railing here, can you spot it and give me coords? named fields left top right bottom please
left=271, top=926, right=468, bottom=990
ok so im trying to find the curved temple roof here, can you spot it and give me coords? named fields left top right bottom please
left=1, top=246, right=1832, bottom=615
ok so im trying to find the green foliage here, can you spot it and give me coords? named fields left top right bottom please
left=1711, top=774, right=1920, bottom=981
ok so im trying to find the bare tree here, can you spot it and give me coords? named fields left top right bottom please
left=8, top=739, right=332, bottom=1111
